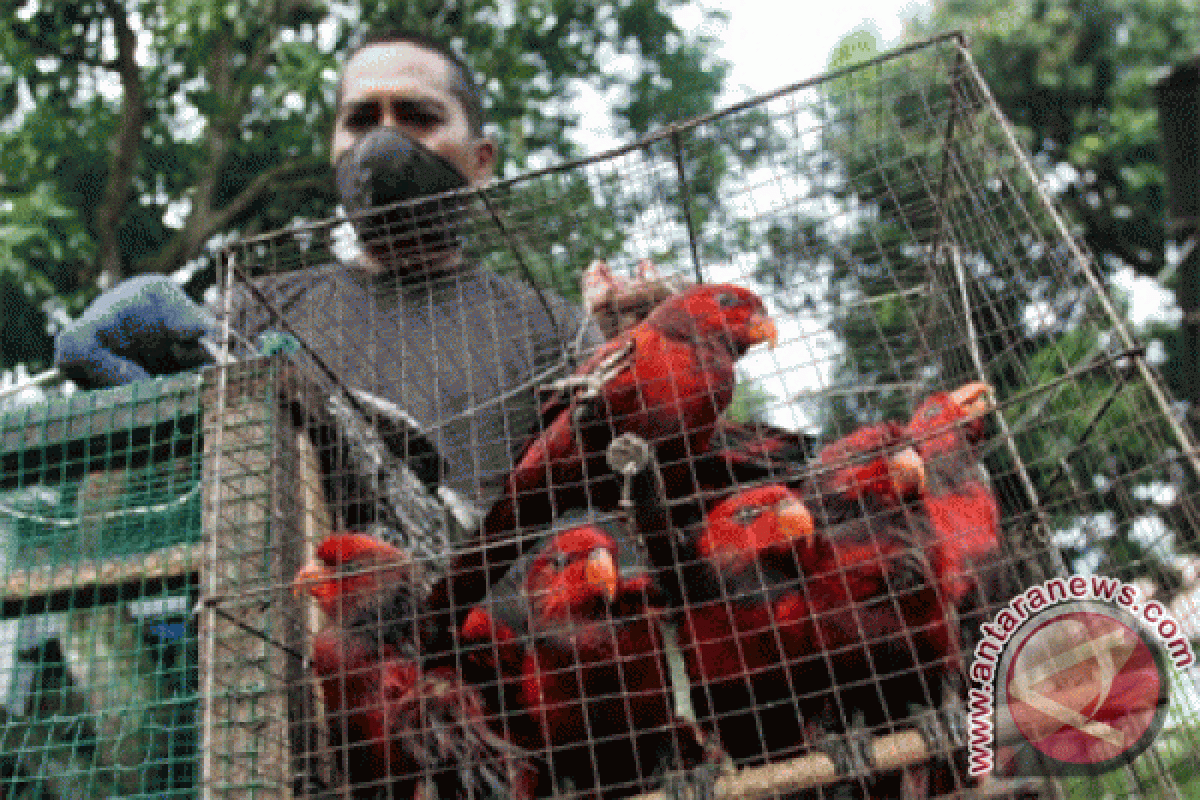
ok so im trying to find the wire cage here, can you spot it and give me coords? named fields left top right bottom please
left=0, top=375, right=204, bottom=798
left=192, top=31, right=1200, bottom=800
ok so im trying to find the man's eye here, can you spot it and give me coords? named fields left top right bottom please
left=343, top=104, right=380, bottom=130
left=394, top=104, right=441, bottom=128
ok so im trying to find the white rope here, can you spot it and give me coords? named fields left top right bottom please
left=0, top=483, right=202, bottom=529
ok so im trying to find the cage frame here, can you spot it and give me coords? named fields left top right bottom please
left=189, top=29, right=1200, bottom=800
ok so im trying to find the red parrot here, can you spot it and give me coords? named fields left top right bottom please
left=903, top=381, right=1000, bottom=608
left=816, top=421, right=926, bottom=508
left=427, top=284, right=777, bottom=636
left=795, top=385, right=993, bottom=797
left=782, top=496, right=963, bottom=800
left=679, top=474, right=963, bottom=790
left=677, top=484, right=821, bottom=765
left=460, top=522, right=716, bottom=799
left=293, top=533, right=538, bottom=800
left=676, top=414, right=922, bottom=523
left=802, top=499, right=960, bottom=725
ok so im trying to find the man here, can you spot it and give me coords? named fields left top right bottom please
left=55, top=31, right=596, bottom=510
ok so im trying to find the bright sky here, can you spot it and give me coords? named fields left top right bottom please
left=666, top=0, right=927, bottom=429
left=709, top=0, right=921, bottom=100
left=708, top=0, right=1178, bottom=333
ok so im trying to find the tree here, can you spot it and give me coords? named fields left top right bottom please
left=914, top=3, right=1200, bottom=590
left=923, top=0, right=1200, bottom=400
left=928, top=0, right=1199, bottom=278
left=786, top=11, right=1200, bottom=606
left=0, top=0, right=730, bottom=373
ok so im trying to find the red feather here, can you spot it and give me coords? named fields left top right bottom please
left=904, top=381, right=1000, bottom=607
left=428, top=284, right=777, bottom=632
left=817, top=420, right=926, bottom=506
left=677, top=415, right=920, bottom=522
left=295, top=533, right=537, bottom=800
left=803, top=503, right=961, bottom=725
left=464, top=523, right=715, bottom=798
left=680, top=485, right=821, bottom=764
left=680, top=417, right=816, bottom=501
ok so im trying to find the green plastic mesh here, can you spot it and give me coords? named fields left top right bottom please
left=0, top=376, right=204, bottom=799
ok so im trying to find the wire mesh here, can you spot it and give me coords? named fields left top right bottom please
left=0, top=374, right=203, bottom=798
left=7, top=30, right=1179, bottom=800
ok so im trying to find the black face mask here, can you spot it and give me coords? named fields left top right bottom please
left=334, top=128, right=470, bottom=262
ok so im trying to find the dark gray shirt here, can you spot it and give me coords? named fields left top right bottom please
left=229, top=261, right=597, bottom=506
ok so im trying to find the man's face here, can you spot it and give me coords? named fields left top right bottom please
left=332, top=42, right=495, bottom=186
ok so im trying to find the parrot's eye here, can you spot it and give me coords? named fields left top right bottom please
left=715, top=292, right=740, bottom=309
left=731, top=505, right=763, bottom=525
left=549, top=551, right=569, bottom=570
left=922, top=402, right=944, bottom=420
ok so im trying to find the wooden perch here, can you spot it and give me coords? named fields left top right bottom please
left=631, top=730, right=932, bottom=800
left=623, top=729, right=1053, bottom=800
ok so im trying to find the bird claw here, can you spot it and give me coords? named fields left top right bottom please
left=819, top=711, right=875, bottom=778
left=661, top=762, right=721, bottom=800
left=912, top=701, right=967, bottom=757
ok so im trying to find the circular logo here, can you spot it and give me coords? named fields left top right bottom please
left=996, top=602, right=1169, bottom=775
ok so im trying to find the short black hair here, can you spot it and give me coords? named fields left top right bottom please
left=336, top=29, right=485, bottom=137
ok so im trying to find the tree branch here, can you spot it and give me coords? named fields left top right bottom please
left=92, top=0, right=146, bottom=288
left=93, top=0, right=145, bottom=285
left=142, top=159, right=327, bottom=274
left=146, top=4, right=309, bottom=275
left=190, top=33, right=234, bottom=246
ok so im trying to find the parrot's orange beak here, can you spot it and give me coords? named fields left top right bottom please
left=293, top=562, right=332, bottom=599
left=776, top=498, right=815, bottom=545
left=745, top=313, right=779, bottom=349
left=584, top=549, right=619, bottom=603
left=888, top=446, right=927, bottom=496
left=949, top=382, right=995, bottom=418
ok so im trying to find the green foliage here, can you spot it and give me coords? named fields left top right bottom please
left=903, top=4, right=1200, bottom=576
left=906, top=0, right=1200, bottom=419
left=0, top=0, right=730, bottom=371
left=0, top=184, right=95, bottom=370
left=1061, top=712, right=1200, bottom=799
left=788, top=12, right=1200, bottom=604
left=725, top=379, right=775, bottom=425
left=726, top=22, right=1195, bottom=601
left=924, top=0, right=1200, bottom=278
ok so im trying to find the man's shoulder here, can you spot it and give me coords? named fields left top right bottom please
left=231, top=261, right=360, bottom=312
left=477, top=269, right=605, bottom=358
left=228, top=261, right=363, bottom=337
left=478, top=269, right=579, bottom=317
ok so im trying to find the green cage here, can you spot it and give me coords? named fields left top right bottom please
left=0, top=359, right=330, bottom=800
left=0, top=373, right=204, bottom=799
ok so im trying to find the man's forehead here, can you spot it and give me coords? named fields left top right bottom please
left=341, top=42, right=457, bottom=100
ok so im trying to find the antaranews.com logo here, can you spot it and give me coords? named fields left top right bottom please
left=968, top=575, right=1194, bottom=777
